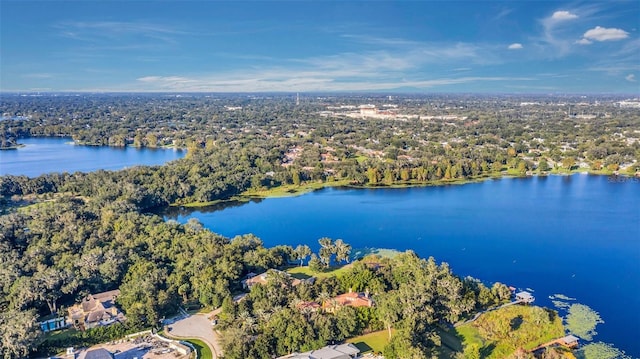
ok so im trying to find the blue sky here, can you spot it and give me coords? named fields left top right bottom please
left=1, top=1, right=639, bottom=93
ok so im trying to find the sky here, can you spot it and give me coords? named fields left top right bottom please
left=1, top=1, right=639, bottom=93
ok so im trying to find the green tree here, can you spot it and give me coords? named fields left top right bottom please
left=538, top=159, right=550, bottom=172
left=308, top=254, right=323, bottom=272
left=562, top=157, right=576, bottom=170
left=294, top=245, right=312, bottom=266
left=0, top=309, right=41, bottom=359
left=318, top=237, right=335, bottom=268
left=333, top=239, right=352, bottom=264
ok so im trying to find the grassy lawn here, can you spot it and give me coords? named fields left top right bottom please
left=286, top=264, right=352, bottom=279
left=354, top=155, right=368, bottom=164
left=184, top=338, right=213, bottom=359
left=161, top=332, right=213, bottom=359
left=347, top=329, right=392, bottom=354
left=351, top=248, right=401, bottom=260
left=241, top=180, right=351, bottom=198
left=454, top=305, right=565, bottom=359
left=42, top=328, right=81, bottom=342
left=454, top=325, right=483, bottom=348
left=174, top=196, right=249, bottom=208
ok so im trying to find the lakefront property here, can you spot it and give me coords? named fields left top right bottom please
left=67, top=290, right=125, bottom=331
left=1, top=90, right=637, bottom=359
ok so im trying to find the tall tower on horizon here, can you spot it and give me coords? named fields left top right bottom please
left=296, top=93, right=300, bottom=106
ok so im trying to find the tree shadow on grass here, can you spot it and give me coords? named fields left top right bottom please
left=510, top=315, right=524, bottom=331
left=480, top=343, right=496, bottom=358
left=436, top=326, right=464, bottom=358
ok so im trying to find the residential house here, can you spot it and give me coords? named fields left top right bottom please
left=77, top=348, right=114, bottom=359
left=323, top=290, right=374, bottom=313
left=242, top=269, right=315, bottom=289
left=276, top=343, right=360, bottom=359
left=67, top=290, right=124, bottom=330
left=296, top=301, right=321, bottom=312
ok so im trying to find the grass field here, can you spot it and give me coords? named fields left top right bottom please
left=160, top=331, right=213, bottom=359
left=452, top=304, right=565, bottom=359
left=347, top=329, right=392, bottom=354
left=185, top=338, right=213, bottom=359
left=241, top=180, right=351, bottom=198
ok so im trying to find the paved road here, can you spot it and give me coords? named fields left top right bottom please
left=168, top=314, right=223, bottom=357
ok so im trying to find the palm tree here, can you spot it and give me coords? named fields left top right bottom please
left=238, top=311, right=257, bottom=334
left=290, top=298, right=304, bottom=310
left=317, top=291, right=332, bottom=307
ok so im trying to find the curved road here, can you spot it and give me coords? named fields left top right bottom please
left=167, top=313, right=223, bottom=357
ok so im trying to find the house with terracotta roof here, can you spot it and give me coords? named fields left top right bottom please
left=323, top=290, right=374, bottom=312
left=296, top=301, right=321, bottom=312
left=67, top=289, right=125, bottom=330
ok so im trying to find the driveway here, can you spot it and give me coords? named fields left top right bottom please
left=168, top=313, right=223, bottom=357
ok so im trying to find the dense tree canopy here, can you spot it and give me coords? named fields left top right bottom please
left=0, top=93, right=636, bottom=358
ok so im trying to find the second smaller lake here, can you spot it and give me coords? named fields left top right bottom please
left=0, top=137, right=185, bottom=177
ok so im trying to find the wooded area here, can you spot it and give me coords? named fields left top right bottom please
left=0, top=93, right=638, bottom=358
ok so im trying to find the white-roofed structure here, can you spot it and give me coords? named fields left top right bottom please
left=276, top=343, right=360, bottom=359
left=515, top=291, right=535, bottom=304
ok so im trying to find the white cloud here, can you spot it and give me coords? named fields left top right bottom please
left=131, top=71, right=532, bottom=92
left=626, top=74, right=636, bottom=82
left=576, top=38, right=592, bottom=45
left=22, top=73, right=54, bottom=79
left=582, top=26, right=629, bottom=42
left=551, top=11, right=579, bottom=21
left=493, top=8, right=513, bottom=21
left=56, top=21, right=186, bottom=45
left=508, top=43, right=523, bottom=50
left=538, top=9, right=582, bottom=56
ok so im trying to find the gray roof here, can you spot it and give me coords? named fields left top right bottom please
left=308, top=347, right=351, bottom=359
left=277, top=343, right=360, bottom=359
left=333, top=344, right=360, bottom=356
left=516, top=291, right=534, bottom=298
left=78, top=348, right=114, bottom=359
left=561, top=334, right=580, bottom=343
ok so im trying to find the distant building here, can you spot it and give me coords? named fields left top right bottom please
left=276, top=343, right=360, bottom=359
left=618, top=101, right=640, bottom=109
left=67, top=290, right=125, bottom=330
left=359, top=104, right=377, bottom=116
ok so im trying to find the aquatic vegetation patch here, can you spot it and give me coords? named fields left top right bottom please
left=552, top=300, right=570, bottom=309
left=550, top=294, right=576, bottom=301
left=565, top=304, right=604, bottom=341
left=576, top=342, right=631, bottom=359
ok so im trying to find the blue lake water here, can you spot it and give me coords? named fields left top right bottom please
left=0, top=137, right=185, bottom=177
left=166, top=175, right=640, bottom=356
